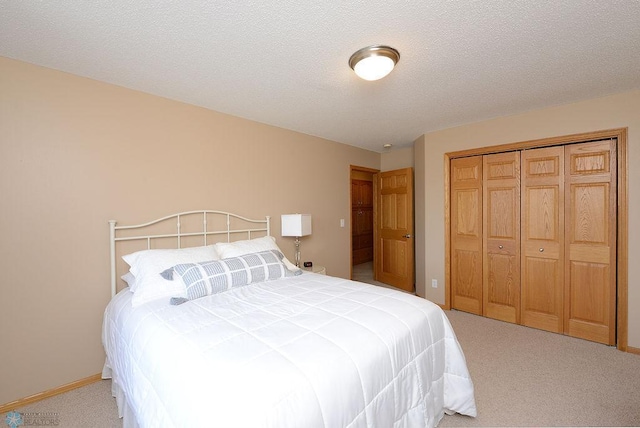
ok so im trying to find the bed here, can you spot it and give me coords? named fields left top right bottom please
left=102, top=210, right=476, bottom=427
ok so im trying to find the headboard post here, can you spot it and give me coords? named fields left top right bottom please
left=109, top=220, right=117, bottom=298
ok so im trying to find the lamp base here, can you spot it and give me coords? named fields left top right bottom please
left=294, top=236, right=301, bottom=267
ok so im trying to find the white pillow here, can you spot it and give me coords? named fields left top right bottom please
left=122, top=244, right=219, bottom=306
left=131, top=275, right=188, bottom=307
left=121, top=272, right=136, bottom=288
left=214, top=236, right=300, bottom=272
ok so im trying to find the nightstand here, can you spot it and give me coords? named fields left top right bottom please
left=302, top=265, right=326, bottom=275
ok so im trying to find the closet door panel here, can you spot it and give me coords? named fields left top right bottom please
left=565, top=140, right=616, bottom=345
left=523, top=257, right=561, bottom=332
left=451, top=156, right=483, bottom=314
left=521, top=147, right=564, bottom=333
left=483, top=152, right=520, bottom=323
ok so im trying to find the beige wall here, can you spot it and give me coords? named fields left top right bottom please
left=0, top=57, right=380, bottom=404
left=380, top=146, right=414, bottom=171
left=415, top=89, right=640, bottom=348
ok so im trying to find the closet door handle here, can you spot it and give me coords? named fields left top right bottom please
left=539, top=248, right=544, bottom=252
left=498, top=245, right=503, bottom=249
left=403, top=234, right=412, bottom=238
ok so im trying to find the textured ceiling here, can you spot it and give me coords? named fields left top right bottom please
left=2, top=1, right=640, bottom=153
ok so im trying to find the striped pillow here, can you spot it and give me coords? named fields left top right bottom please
left=167, top=250, right=300, bottom=304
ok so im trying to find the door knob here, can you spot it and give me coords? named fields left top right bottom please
left=539, top=248, right=544, bottom=252
left=404, top=234, right=412, bottom=238
left=498, top=245, right=504, bottom=249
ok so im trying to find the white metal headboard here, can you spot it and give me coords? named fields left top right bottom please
left=109, top=210, right=271, bottom=297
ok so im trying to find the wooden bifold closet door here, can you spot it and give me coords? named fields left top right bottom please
left=450, top=140, right=617, bottom=345
left=450, top=157, right=483, bottom=315
left=564, top=140, right=617, bottom=345
left=483, top=152, right=520, bottom=324
left=521, top=146, right=565, bottom=334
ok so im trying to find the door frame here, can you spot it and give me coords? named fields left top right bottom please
left=350, top=165, right=380, bottom=280
left=444, top=128, right=629, bottom=351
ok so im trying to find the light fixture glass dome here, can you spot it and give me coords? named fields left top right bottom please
left=354, top=56, right=395, bottom=81
left=349, top=45, right=400, bottom=81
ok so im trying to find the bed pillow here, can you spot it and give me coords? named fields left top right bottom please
left=121, top=272, right=136, bottom=288
left=214, top=236, right=300, bottom=272
left=168, top=250, right=301, bottom=305
left=122, top=244, right=219, bottom=306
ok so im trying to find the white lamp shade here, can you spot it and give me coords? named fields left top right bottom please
left=281, top=214, right=312, bottom=237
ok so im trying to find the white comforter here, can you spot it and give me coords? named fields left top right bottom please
left=102, top=272, right=476, bottom=428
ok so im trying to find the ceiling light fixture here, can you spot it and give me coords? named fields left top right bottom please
left=349, top=45, right=400, bottom=81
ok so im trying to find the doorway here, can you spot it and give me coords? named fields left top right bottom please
left=350, top=166, right=377, bottom=283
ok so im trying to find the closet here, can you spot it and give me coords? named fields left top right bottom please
left=450, top=139, right=617, bottom=345
left=352, top=177, right=374, bottom=265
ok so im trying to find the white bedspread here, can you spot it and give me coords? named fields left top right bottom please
left=102, top=272, right=476, bottom=428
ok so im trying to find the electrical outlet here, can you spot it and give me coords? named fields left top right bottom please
left=431, top=279, right=438, bottom=288
left=340, top=219, right=345, bottom=227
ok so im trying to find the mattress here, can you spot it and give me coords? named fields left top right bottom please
left=102, top=272, right=476, bottom=427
